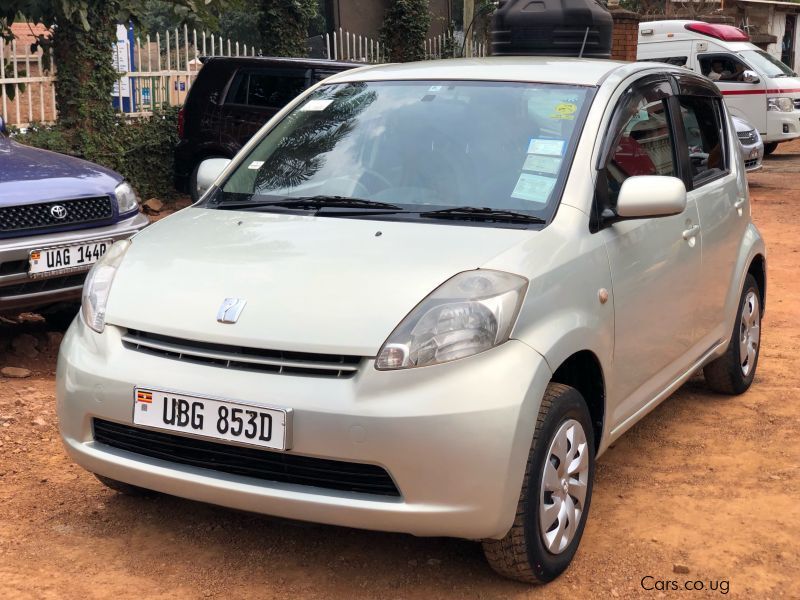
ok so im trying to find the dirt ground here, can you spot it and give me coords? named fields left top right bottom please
left=1, top=147, right=799, bottom=600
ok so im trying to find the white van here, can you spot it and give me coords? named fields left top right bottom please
left=638, top=20, right=800, bottom=153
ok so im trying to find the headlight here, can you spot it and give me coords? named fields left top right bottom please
left=114, top=182, right=139, bottom=214
left=375, top=270, right=528, bottom=370
left=767, top=97, right=794, bottom=112
left=81, top=240, right=131, bottom=333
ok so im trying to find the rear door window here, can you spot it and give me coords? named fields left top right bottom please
left=225, top=69, right=309, bottom=109
left=677, top=95, right=728, bottom=185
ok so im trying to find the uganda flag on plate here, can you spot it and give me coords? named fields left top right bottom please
left=136, top=390, right=153, bottom=404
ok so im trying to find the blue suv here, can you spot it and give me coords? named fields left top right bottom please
left=0, top=115, right=148, bottom=316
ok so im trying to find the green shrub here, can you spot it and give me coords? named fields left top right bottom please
left=17, top=107, right=180, bottom=201
left=381, top=0, right=431, bottom=62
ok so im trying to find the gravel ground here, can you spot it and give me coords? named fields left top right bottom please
left=1, top=148, right=798, bottom=599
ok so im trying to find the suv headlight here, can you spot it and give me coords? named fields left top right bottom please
left=81, top=240, right=131, bottom=333
left=767, top=97, right=794, bottom=112
left=114, top=182, right=139, bottom=215
left=375, top=270, right=528, bottom=370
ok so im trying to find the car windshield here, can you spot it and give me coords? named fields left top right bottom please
left=739, top=50, right=796, bottom=78
left=213, top=80, right=592, bottom=222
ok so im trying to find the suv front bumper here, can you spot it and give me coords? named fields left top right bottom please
left=57, top=319, right=552, bottom=540
left=0, top=213, right=149, bottom=313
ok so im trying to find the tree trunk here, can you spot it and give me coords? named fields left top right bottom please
left=51, top=2, right=118, bottom=146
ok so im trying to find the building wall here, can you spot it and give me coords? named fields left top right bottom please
left=610, top=8, right=641, bottom=62
left=329, top=0, right=452, bottom=39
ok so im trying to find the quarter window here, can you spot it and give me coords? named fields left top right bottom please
left=678, top=96, right=727, bottom=185
left=604, top=84, right=677, bottom=207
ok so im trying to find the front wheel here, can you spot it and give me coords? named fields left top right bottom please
left=764, top=142, right=778, bottom=155
left=482, top=383, right=595, bottom=583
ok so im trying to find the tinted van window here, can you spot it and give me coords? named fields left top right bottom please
left=226, top=70, right=308, bottom=108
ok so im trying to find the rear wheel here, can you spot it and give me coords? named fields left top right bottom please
left=482, top=383, right=595, bottom=583
left=703, top=274, right=761, bottom=395
left=764, top=142, right=778, bottom=155
left=94, top=474, right=155, bottom=497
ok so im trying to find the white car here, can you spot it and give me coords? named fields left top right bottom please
left=733, top=115, right=764, bottom=172
left=57, top=57, right=766, bottom=584
left=637, top=20, right=800, bottom=154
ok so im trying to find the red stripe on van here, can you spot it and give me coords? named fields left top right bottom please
left=721, top=88, right=800, bottom=96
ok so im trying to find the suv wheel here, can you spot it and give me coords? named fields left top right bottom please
left=482, top=383, right=595, bottom=583
left=764, top=142, right=778, bottom=155
left=703, top=274, right=761, bottom=395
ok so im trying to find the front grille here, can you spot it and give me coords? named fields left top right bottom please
left=122, top=329, right=362, bottom=378
left=737, top=129, right=758, bottom=145
left=93, top=419, right=400, bottom=497
left=0, top=196, right=113, bottom=234
left=0, top=273, right=85, bottom=297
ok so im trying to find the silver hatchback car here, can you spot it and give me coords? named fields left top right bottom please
left=57, top=58, right=765, bottom=583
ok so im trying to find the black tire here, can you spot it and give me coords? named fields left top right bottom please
left=482, top=383, right=595, bottom=584
left=94, top=474, right=155, bottom=497
left=189, top=155, right=226, bottom=202
left=703, top=274, right=762, bottom=395
left=763, top=142, right=778, bottom=156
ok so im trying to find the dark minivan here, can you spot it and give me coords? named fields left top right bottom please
left=175, top=56, right=358, bottom=199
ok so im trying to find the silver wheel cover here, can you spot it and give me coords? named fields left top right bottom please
left=539, top=419, right=590, bottom=554
left=739, top=290, right=760, bottom=377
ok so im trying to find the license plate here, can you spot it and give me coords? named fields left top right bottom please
left=28, top=240, right=111, bottom=278
left=133, top=388, right=291, bottom=451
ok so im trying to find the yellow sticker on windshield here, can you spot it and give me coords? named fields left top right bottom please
left=549, top=102, right=577, bottom=120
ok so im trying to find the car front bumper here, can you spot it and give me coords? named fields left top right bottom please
left=764, top=109, right=800, bottom=143
left=0, top=213, right=149, bottom=313
left=56, top=319, right=552, bottom=540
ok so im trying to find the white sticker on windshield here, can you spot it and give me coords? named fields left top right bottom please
left=301, top=99, right=333, bottom=111
left=522, top=154, right=562, bottom=175
left=248, top=161, right=264, bottom=170
left=511, top=173, right=557, bottom=205
left=527, top=138, right=566, bottom=157
left=428, top=85, right=443, bottom=92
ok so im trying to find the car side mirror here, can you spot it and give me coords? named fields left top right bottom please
left=742, top=70, right=760, bottom=84
left=609, top=175, right=686, bottom=222
left=0, top=115, right=7, bottom=136
left=196, top=158, right=231, bottom=199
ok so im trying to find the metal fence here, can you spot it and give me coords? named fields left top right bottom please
left=1, top=25, right=488, bottom=128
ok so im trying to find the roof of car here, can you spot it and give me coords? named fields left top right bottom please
left=323, top=56, right=634, bottom=87
left=200, top=56, right=358, bottom=70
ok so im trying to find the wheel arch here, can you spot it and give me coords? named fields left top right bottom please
left=550, top=350, right=606, bottom=453
left=747, top=253, right=766, bottom=315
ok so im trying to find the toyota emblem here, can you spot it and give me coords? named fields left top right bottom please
left=50, top=205, right=68, bottom=220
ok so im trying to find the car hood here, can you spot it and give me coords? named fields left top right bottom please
left=0, top=137, right=122, bottom=206
left=105, top=207, right=533, bottom=356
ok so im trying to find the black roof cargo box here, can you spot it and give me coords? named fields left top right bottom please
left=490, top=0, right=613, bottom=59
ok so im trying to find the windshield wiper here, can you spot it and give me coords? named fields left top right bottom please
left=215, top=195, right=402, bottom=212
left=420, top=206, right=546, bottom=224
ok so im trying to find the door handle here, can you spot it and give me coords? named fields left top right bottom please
left=682, top=224, right=700, bottom=240
left=734, top=198, right=746, bottom=209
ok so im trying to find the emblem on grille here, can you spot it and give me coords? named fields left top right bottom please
left=217, top=298, right=247, bottom=324
left=50, top=205, right=68, bottom=220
